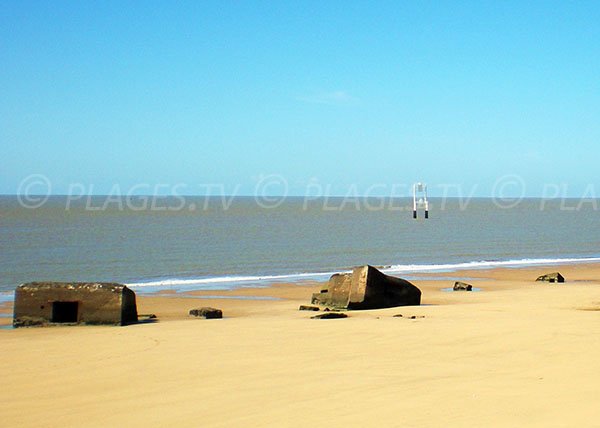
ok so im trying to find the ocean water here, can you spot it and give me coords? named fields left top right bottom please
left=1, top=196, right=599, bottom=296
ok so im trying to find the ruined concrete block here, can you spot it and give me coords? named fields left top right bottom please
left=189, top=307, right=223, bottom=319
left=536, top=272, right=565, bottom=283
left=311, top=265, right=421, bottom=310
left=453, top=281, right=473, bottom=291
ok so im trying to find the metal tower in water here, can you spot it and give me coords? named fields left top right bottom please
left=412, top=182, right=429, bottom=219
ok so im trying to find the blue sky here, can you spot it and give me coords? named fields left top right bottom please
left=1, top=1, right=599, bottom=197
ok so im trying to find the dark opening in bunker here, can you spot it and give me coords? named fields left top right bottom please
left=52, top=301, right=79, bottom=323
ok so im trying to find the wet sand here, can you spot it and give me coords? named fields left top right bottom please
left=2, top=263, right=600, bottom=427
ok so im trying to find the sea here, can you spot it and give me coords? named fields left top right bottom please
left=1, top=195, right=599, bottom=302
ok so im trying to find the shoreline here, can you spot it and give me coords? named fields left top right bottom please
left=122, top=255, right=600, bottom=291
left=2, top=260, right=600, bottom=325
left=2, top=254, right=595, bottom=298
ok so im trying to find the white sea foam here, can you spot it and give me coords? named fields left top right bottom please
left=126, top=271, right=339, bottom=289
left=383, top=257, right=600, bottom=274
left=126, top=256, right=600, bottom=290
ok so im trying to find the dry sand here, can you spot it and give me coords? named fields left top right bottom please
left=2, top=263, right=600, bottom=427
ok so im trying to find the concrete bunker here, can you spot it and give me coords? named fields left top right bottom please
left=312, top=265, right=421, bottom=310
left=13, top=282, right=138, bottom=327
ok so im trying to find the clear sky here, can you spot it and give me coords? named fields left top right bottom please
left=1, top=1, right=599, bottom=197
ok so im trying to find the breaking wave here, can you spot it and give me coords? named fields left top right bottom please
left=126, top=256, right=600, bottom=291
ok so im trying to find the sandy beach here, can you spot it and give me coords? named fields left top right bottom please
left=2, top=263, right=600, bottom=427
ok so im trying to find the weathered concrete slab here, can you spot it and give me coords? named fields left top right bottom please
left=298, top=305, right=320, bottom=311
left=189, top=307, right=223, bottom=319
left=311, top=265, right=421, bottom=310
left=13, top=282, right=138, bottom=327
left=311, top=312, right=348, bottom=319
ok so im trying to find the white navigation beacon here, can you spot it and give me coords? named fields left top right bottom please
left=412, top=182, right=429, bottom=219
